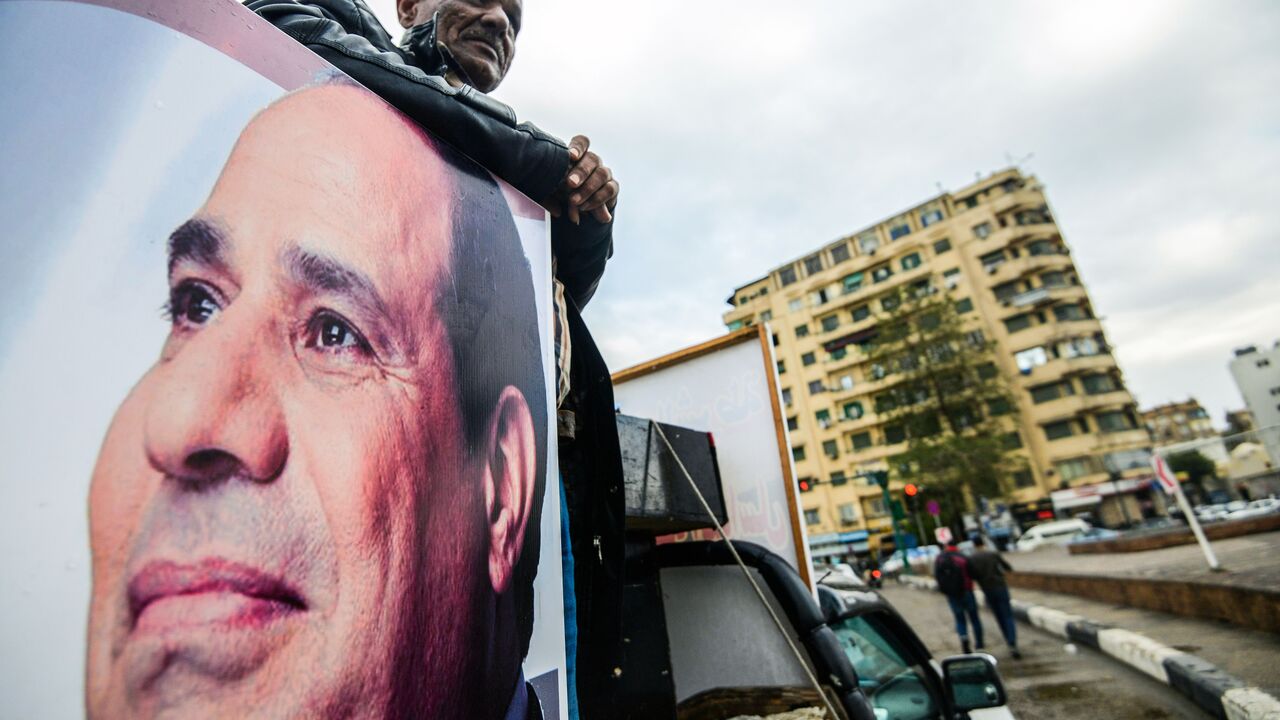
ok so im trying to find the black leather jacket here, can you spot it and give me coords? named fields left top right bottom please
left=246, top=0, right=612, bottom=306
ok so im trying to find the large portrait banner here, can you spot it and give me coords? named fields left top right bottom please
left=0, top=1, right=564, bottom=718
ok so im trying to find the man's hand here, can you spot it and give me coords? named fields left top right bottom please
left=551, top=135, right=618, bottom=225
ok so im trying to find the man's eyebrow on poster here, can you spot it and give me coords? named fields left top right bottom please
left=166, top=217, right=415, bottom=365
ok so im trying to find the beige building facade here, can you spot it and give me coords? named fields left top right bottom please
left=722, top=168, right=1154, bottom=553
left=1141, top=398, right=1217, bottom=445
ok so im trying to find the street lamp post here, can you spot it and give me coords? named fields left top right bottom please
left=873, top=471, right=912, bottom=575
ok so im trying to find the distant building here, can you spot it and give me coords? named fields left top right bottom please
left=1228, top=342, right=1280, bottom=466
left=1225, top=408, right=1256, bottom=436
left=722, top=168, right=1153, bottom=541
left=1141, top=398, right=1215, bottom=445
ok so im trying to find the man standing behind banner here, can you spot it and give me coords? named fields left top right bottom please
left=247, top=1, right=626, bottom=717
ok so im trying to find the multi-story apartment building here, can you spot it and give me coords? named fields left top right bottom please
left=721, top=168, right=1153, bottom=556
left=1141, top=398, right=1216, bottom=445
left=1228, top=342, right=1280, bottom=464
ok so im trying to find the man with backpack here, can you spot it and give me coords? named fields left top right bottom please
left=934, top=540, right=984, bottom=654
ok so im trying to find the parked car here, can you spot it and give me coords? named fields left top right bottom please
left=1194, top=504, right=1231, bottom=523
left=1013, top=518, right=1091, bottom=551
left=819, top=583, right=1016, bottom=719
left=1067, top=527, right=1121, bottom=545
left=1226, top=497, right=1280, bottom=521
left=816, top=561, right=867, bottom=589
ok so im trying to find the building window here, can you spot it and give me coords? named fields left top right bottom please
left=881, top=294, right=901, bottom=312
left=889, top=217, right=911, bottom=239
left=870, top=363, right=888, bottom=380
left=955, top=297, right=974, bottom=314
left=808, top=380, right=825, bottom=394
left=787, top=415, right=798, bottom=431
left=796, top=324, right=810, bottom=338
left=772, top=333, right=780, bottom=347
left=830, top=347, right=848, bottom=362
left=1013, top=470, right=1036, bottom=488
left=980, top=250, right=1006, bottom=271
left=804, top=508, right=820, bottom=525
left=1044, top=420, right=1076, bottom=440
left=1053, top=304, right=1087, bottom=321
left=871, top=264, right=894, bottom=283
left=988, top=397, right=1012, bottom=416
left=875, top=393, right=896, bottom=414
left=830, top=244, right=851, bottom=264
left=1096, top=410, right=1136, bottom=433
left=850, top=432, right=873, bottom=451
left=823, top=439, right=839, bottom=459
left=789, top=298, right=804, bottom=313
left=920, top=208, right=944, bottom=227
left=851, top=304, right=871, bottom=322
left=1104, top=448, right=1152, bottom=472
left=838, top=502, right=857, bottom=523
left=815, top=408, right=831, bottom=426
left=1041, top=271, right=1069, bottom=288
left=777, top=360, right=786, bottom=375
left=792, top=445, right=807, bottom=461
left=1004, top=314, right=1033, bottom=333
left=802, top=352, right=817, bottom=366
left=804, top=254, right=824, bottom=275
left=1030, top=381, right=1073, bottom=404
left=811, top=288, right=831, bottom=306
left=901, top=252, right=922, bottom=271
left=843, top=401, right=864, bottom=420
left=973, top=222, right=993, bottom=239
left=943, top=268, right=961, bottom=290
left=866, top=497, right=887, bottom=516
left=933, top=238, right=952, bottom=254
left=727, top=320, right=744, bottom=331
left=977, top=362, right=999, bottom=379
left=884, top=424, right=906, bottom=444
left=857, top=231, right=881, bottom=255
left=1081, top=374, right=1118, bottom=395
left=842, top=271, right=865, bottom=294
left=1056, top=457, right=1095, bottom=481
left=782, top=388, right=793, bottom=406
left=1014, top=346, right=1048, bottom=373
left=760, top=310, right=772, bottom=322
left=1258, top=359, right=1271, bottom=368
left=993, top=281, right=1020, bottom=303
left=779, top=266, right=797, bottom=286
left=1002, top=432, right=1023, bottom=449
left=821, top=315, right=840, bottom=332
left=1027, top=239, right=1058, bottom=256
left=837, top=374, right=855, bottom=390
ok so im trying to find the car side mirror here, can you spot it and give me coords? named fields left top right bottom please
left=942, top=653, right=1007, bottom=712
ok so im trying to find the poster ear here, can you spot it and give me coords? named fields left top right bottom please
left=396, top=0, right=423, bottom=28
left=483, top=386, right=536, bottom=595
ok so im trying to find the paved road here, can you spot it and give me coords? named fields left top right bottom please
left=878, top=585, right=1212, bottom=719
left=1009, top=529, right=1280, bottom=591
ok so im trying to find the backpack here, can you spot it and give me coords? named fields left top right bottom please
left=935, top=551, right=968, bottom=596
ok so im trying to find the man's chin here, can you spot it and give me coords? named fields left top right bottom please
left=107, top=610, right=315, bottom=718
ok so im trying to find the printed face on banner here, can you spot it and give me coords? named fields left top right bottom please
left=0, top=3, right=558, bottom=719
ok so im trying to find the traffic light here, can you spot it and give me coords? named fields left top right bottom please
left=904, top=483, right=918, bottom=497
left=871, top=470, right=889, bottom=489
left=798, top=478, right=812, bottom=493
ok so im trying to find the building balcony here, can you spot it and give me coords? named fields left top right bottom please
left=983, top=252, right=1074, bottom=286
left=1019, top=353, right=1119, bottom=384
left=1029, top=389, right=1134, bottom=425
left=988, top=186, right=1046, bottom=217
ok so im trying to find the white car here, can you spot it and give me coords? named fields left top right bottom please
left=1014, top=518, right=1091, bottom=551
left=1227, top=497, right=1280, bottom=521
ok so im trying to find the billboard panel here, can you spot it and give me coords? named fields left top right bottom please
left=0, top=1, right=564, bottom=717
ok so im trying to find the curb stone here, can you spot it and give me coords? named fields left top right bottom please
left=895, top=574, right=1280, bottom=719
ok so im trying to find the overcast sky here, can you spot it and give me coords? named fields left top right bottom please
left=367, top=0, right=1280, bottom=424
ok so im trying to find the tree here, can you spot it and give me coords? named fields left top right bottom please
left=864, top=283, right=1024, bottom=533
left=1167, top=450, right=1217, bottom=502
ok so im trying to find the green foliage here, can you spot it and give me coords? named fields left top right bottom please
left=1167, top=450, right=1216, bottom=482
left=865, top=285, right=1023, bottom=526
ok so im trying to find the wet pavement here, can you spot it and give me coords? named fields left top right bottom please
left=879, top=585, right=1213, bottom=719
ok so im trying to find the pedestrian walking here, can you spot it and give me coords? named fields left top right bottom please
left=968, top=536, right=1021, bottom=659
left=934, top=541, right=984, bottom=653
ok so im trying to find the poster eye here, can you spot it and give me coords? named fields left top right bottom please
left=168, top=283, right=221, bottom=327
left=308, top=312, right=372, bottom=355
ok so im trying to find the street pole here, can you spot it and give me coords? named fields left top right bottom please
left=874, top=471, right=912, bottom=575
left=1153, top=455, right=1221, bottom=571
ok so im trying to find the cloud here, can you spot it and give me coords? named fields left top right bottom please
left=364, top=0, right=1280, bottom=420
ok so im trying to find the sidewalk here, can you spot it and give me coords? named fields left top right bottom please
left=1008, top=530, right=1280, bottom=592
left=897, top=574, right=1280, bottom=719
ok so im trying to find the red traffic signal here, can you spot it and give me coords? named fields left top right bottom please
left=904, top=483, right=918, bottom=497
left=799, top=478, right=812, bottom=492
